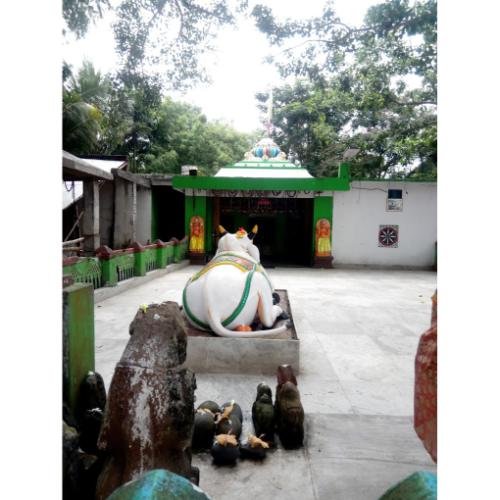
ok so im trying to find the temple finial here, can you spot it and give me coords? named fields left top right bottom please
left=265, top=88, right=273, bottom=136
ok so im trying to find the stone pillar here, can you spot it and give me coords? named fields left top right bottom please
left=63, top=283, right=95, bottom=415
left=96, top=303, right=198, bottom=498
left=113, top=177, right=137, bottom=248
left=83, top=180, right=100, bottom=254
left=136, top=186, right=152, bottom=244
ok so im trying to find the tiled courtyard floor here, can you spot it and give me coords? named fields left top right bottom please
left=95, top=265, right=437, bottom=500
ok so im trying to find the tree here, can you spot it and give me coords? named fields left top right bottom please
left=63, top=0, right=110, bottom=38
left=63, top=61, right=110, bottom=154
left=61, top=61, right=252, bottom=169
left=141, top=98, right=255, bottom=174
left=252, top=0, right=437, bottom=179
left=63, top=0, right=242, bottom=90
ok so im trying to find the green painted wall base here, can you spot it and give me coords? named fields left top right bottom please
left=63, top=283, right=95, bottom=415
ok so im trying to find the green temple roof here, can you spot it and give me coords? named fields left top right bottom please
left=172, top=138, right=351, bottom=192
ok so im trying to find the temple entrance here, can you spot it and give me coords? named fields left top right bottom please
left=218, top=196, right=313, bottom=267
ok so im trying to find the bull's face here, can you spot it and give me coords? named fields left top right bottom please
left=217, top=225, right=260, bottom=262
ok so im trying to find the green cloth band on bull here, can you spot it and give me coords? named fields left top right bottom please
left=183, top=264, right=257, bottom=330
left=182, top=286, right=210, bottom=330
left=221, top=267, right=255, bottom=327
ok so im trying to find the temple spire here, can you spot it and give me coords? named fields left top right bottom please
left=265, top=88, right=273, bottom=136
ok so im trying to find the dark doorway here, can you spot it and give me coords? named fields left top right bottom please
left=219, top=197, right=313, bottom=267
left=152, top=186, right=185, bottom=242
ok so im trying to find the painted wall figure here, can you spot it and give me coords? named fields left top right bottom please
left=182, top=225, right=287, bottom=338
left=315, top=218, right=332, bottom=257
left=189, top=215, right=205, bottom=253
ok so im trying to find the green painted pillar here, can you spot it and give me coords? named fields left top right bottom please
left=166, top=241, right=174, bottom=264
left=185, top=194, right=207, bottom=263
left=133, top=242, right=146, bottom=276
left=171, top=238, right=181, bottom=263
left=312, top=195, right=334, bottom=267
left=156, top=239, right=168, bottom=268
left=338, top=162, right=350, bottom=181
left=185, top=195, right=207, bottom=244
left=63, top=283, right=95, bottom=414
left=96, top=246, right=117, bottom=286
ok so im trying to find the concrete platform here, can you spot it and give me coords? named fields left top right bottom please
left=94, top=266, right=437, bottom=499
left=185, top=289, right=300, bottom=374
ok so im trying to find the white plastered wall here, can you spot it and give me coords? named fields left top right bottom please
left=333, top=181, right=437, bottom=268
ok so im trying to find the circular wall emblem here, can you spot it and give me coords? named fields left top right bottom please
left=378, top=225, right=399, bottom=248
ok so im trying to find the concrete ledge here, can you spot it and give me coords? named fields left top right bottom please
left=185, top=289, right=299, bottom=375
left=94, top=260, right=189, bottom=304
left=186, top=335, right=299, bottom=375
left=333, top=263, right=436, bottom=271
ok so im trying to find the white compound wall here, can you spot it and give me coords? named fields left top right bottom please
left=333, top=181, right=437, bottom=268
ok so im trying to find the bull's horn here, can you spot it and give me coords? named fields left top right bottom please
left=248, top=224, right=258, bottom=240
left=218, top=225, right=227, bottom=235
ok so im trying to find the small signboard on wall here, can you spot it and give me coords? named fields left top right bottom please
left=386, top=188, right=403, bottom=211
left=387, top=198, right=403, bottom=211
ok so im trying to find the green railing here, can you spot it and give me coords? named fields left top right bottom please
left=172, top=236, right=188, bottom=263
left=94, top=237, right=188, bottom=287
left=165, top=241, right=175, bottom=265
left=63, top=257, right=102, bottom=289
left=144, top=244, right=159, bottom=273
left=64, top=237, right=188, bottom=290
left=113, top=249, right=136, bottom=282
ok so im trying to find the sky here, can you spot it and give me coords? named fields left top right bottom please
left=62, top=0, right=381, bottom=132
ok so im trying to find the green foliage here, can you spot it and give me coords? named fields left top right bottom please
left=63, top=61, right=109, bottom=154
left=62, top=62, right=252, bottom=173
left=140, top=98, right=254, bottom=174
left=64, top=1, right=239, bottom=90
left=114, top=0, right=236, bottom=89
left=253, top=0, right=437, bottom=180
left=63, top=0, right=110, bottom=38
left=63, top=91, right=103, bottom=154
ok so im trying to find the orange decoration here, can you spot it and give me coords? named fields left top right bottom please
left=315, top=219, right=332, bottom=257
left=189, top=216, right=204, bottom=253
left=235, top=325, right=252, bottom=332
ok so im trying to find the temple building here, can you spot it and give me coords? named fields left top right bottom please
left=171, top=138, right=350, bottom=267
left=63, top=139, right=436, bottom=269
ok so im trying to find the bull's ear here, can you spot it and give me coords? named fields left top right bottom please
left=218, top=225, right=227, bottom=236
left=248, top=224, right=258, bottom=240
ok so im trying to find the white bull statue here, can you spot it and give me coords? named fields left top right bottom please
left=182, top=225, right=288, bottom=338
